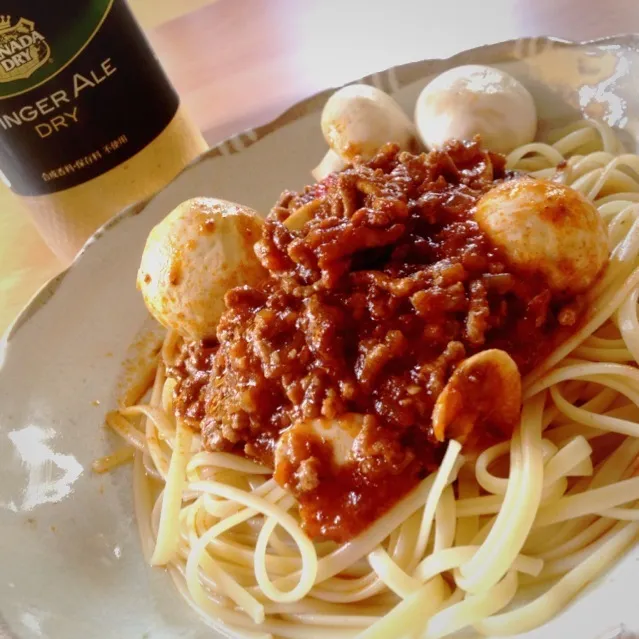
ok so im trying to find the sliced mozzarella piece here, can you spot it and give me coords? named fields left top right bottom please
left=432, top=349, right=521, bottom=444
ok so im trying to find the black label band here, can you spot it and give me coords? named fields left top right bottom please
left=0, top=0, right=179, bottom=195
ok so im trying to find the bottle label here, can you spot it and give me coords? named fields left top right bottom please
left=0, top=0, right=179, bottom=196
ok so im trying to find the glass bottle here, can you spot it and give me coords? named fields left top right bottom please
left=0, top=0, right=207, bottom=263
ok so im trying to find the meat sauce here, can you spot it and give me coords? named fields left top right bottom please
left=169, top=141, right=582, bottom=542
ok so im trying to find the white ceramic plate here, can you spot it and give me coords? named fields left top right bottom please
left=2, top=35, right=639, bottom=639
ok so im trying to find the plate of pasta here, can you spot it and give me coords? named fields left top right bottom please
left=2, top=35, right=639, bottom=639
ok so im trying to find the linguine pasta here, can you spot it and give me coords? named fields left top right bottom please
left=101, top=119, right=639, bottom=639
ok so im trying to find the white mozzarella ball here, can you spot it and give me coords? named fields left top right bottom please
left=475, top=178, right=608, bottom=294
left=415, top=64, right=537, bottom=154
left=137, top=197, right=267, bottom=341
left=320, top=84, right=416, bottom=164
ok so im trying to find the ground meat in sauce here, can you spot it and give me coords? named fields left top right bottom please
left=168, top=140, right=583, bottom=542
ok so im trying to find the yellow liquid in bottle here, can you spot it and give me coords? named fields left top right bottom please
left=23, top=106, right=207, bottom=264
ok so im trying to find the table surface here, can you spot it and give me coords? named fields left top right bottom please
left=2, top=0, right=639, bottom=335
